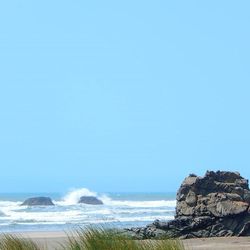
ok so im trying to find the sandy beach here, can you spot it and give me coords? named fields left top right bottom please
left=183, top=237, right=250, bottom=249
left=12, top=231, right=250, bottom=250
left=17, top=231, right=68, bottom=250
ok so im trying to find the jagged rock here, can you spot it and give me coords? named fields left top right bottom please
left=21, top=197, right=54, bottom=206
left=125, top=171, right=250, bottom=239
left=78, top=196, right=103, bottom=205
left=176, top=171, right=250, bottom=218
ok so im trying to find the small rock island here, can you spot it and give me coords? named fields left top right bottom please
left=21, top=197, right=54, bottom=206
left=126, top=171, right=250, bottom=238
left=78, top=196, right=103, bottom=205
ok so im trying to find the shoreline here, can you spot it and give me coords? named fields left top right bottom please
left=2, top=231, right=250, bottom=250
left=14, top=231, right=68, bottom=250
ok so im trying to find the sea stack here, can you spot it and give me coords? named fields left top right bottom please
left=78, top=196, right=103, bottom=205
left=21, top=197, right=55, bottom=206
left=126, top=171, right=250, bottom=239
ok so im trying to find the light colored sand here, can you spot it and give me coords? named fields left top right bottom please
left=183, top=237, right=250, bottom=250
left=15, top=231, right=68, bottom=250
left=3, top=231, right=250, bottom=249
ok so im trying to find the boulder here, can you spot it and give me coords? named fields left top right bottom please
left=125, top=171, right=250, bottom=239
left=21, top=197, right=54, bottom=206
left=78, top=196, right=103, bottom=205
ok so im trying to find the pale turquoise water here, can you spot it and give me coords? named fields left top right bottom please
left=0, top=190, right=176, bottom=232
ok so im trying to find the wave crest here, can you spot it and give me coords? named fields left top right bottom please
left=57, top=188, right=176, bottom=208
left=61, top=188, right=97, bottom=205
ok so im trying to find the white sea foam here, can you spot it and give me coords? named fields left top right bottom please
left=116, top=215, right=174, bottom=222
left=1, top=210, right=85, bottom=223
left=101, top=195, right=176, bottom=208
left=58, top=188, right=97, bottom=205
left=0, top=188, right=176, bottom=231
left=56, top=188, right=176, bottom=208
left=0, top=201, right=21, bottom=207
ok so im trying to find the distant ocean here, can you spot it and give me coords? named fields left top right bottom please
left=0, top=189, right=176, bottom=232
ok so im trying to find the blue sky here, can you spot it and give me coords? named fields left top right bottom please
left=0, top=1, right=250, bottom=192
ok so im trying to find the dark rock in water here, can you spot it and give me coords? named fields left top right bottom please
left=125, top=171, right=250, bottom=239
left=21, top=197, right=54, bottom=206
left=78, top=196, right=103, bottom=205
left=0, top=211, right=6, bottom=217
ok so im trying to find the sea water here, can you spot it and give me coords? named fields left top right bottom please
left=0, top=188, right=176, bottom=232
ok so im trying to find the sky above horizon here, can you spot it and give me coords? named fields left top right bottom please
left=0, top=1, right=250, bottom=193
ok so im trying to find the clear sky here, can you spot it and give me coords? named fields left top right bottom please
left=0, top=1, right=250, bottom=192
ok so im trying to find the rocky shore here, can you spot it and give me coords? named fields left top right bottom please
left=126, top=171, right=250, bottom=239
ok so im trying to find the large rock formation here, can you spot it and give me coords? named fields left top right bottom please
left=126, top=171, right=250, bottom=239
left=21, top=197, right=54, bottom=206
left=78, top=196, right=103, bottom=205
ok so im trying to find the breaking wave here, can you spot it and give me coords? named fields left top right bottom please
left=59, top=188, right=98, bottom=205
left=56, top=188, right=176, bottom=208
left=0, top=188, right=176, bottom=232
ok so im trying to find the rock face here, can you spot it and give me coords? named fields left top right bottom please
left=126, top=171, right=250, bottom=239
left=78, top=196, right=103, bottom=205
left=21, top=197, right=54, bottom=206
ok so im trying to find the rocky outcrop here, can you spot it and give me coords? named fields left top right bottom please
left=21, top=197, right=54, bottom=206
left=126, top=171, right=250, bottom=239
left=176, top=171, right=250, bottom=219
left=78, top=196, right=103, bottom=205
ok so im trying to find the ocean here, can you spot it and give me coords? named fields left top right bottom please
left=0, top=188, right=176, bottom=232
